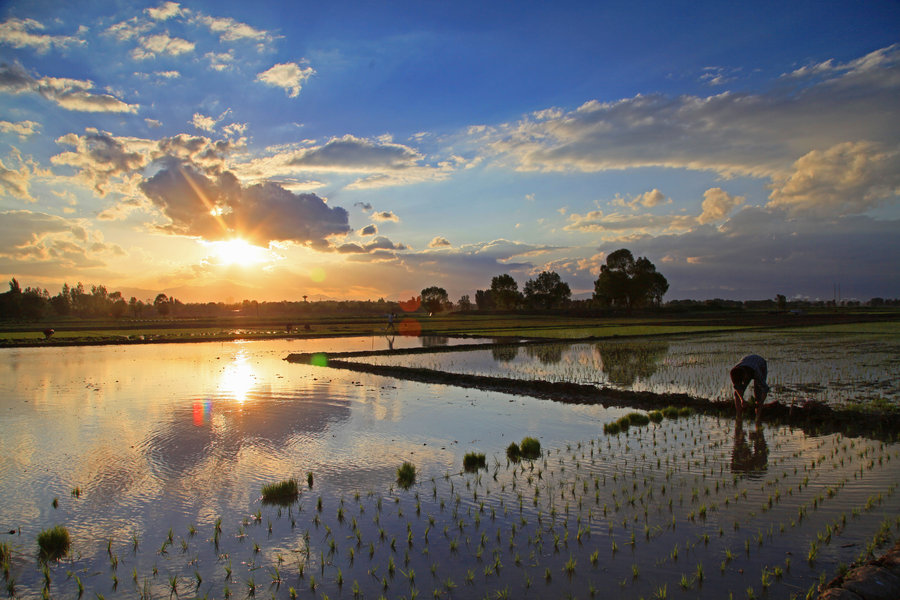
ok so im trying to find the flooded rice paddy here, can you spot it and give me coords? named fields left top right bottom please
left=357, top=327, right=900, bottom=408
left=1, top=330, right=898, bottom=599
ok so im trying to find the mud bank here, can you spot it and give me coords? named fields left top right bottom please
left=286, top=351, right=900, bottom=439
left=818, top=541, right=900, bottom=600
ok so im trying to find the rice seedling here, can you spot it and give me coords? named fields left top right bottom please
left=506, top=442, right=521, bottom=462
left=463, top=452, right=487, bottom=472
left=397, top=462, right=417, bottom=489
left=520, top=437, right=541, bottom=460
left=37, top=525, right=70, bottom=561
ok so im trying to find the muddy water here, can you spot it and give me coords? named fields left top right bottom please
left=1, top=338, right=898, bottom=599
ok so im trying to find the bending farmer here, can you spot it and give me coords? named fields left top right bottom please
left=730, top=354, right=770, bottom=421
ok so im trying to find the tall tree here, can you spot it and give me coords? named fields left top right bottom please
left=593, top=249, right=668, bottom=309
left=523, top=271, right=571, bottom=309
left=490, top=274, right=522, bottom=309
left=154, top=293, right=171, bottom=316
left=420, top=286, right=449, bottom=313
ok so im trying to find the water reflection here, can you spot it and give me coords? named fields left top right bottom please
left=218, top=349, right=257, bottom=403
left=594, top=341, right=669, bottom=386
left=523, top=343, right=564, bottom=365
left=421, top=335, right=449, bottom=347
left=731, top=418, right=768, bottom=476
left=491, top=342, right=519, bottom=362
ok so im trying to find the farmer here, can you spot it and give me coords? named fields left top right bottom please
left=730, top=354, right=770, bottom=421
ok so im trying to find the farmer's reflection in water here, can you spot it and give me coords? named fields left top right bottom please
left=731, top=418, right=768, bottom=475
left=595, top=341, right=670, bottom=387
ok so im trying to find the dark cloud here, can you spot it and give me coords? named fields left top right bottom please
left=0, top=62, right=138, bottom=113
left=354, top=202, right=373, bottom=211
left=359, top=224, right=377, bottom=236
left=336, top=236, right=406, bottom=254
left=288, top=135, right=422, bottom=171
left=372, top=210, right=399, bottom=222
left=139, top=163, right=350, bottom=246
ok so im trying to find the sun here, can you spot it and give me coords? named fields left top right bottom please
left=208, top=239, right=267, bottom=266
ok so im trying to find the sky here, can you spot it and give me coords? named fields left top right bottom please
left=1, top=0, right=898, bottom=304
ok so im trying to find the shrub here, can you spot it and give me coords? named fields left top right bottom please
left=520, top=437, right=541, bottom=460
left=397, top=462, right=416, bottom=489
left=463, top=452, right=487, bottom=472
left=37, top=525, right=70, bottom=561
left=506, top=442, right=521, bottom=462
left=648, top=410, right=664, bottom=423
left=261, top=479, right=299, bottom=506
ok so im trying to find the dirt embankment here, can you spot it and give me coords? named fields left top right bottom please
left=285, top=351, right=900, bottom=440
left=818, top=541, right=900, bottom=600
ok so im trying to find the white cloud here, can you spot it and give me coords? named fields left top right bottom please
left=428, top=236, right=451, bottom=248
left=105, top=17, right=154, bottom=42
left=205, top=50, right=235, bottom=72
left=132, top=33, right=195, bottom=60
left=0, top=63, right=138, bottom=113
left=0, top=210, right=113, bottom=274
left=194, top=14, right=274, bottom=43
left=0, top=120, right=40, bottom=139
left=698, top=187, right=744, bottom=224
left=191, top=113, right=217, bottom=132
left=146, top=2, right=184, bottom=21
left=611, top=188, right=668, bottom=209
left=256, top=62, right=315, bottom=98
left=0, top=18, right=82, bottom=53
left=767, top=141, right=900, bottom=217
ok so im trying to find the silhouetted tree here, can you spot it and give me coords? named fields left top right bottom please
left=420, top=286, right=449, bottom=313
left=490, top=274, right=522, bottom=310
left=474, top=289, right=494, bottom=310
left=593, top=249, right=668, bottom=310
left=457, top=294, right=472, bottom=311
left=154, top=293, right=170, bottom=316
left=523, top=271, right=571, bottom=309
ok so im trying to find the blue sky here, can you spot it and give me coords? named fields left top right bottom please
left=1, top=0, right=898, bottom=303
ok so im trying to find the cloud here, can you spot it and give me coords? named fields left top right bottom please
left=105, top=17, right=153, bottom=42
left=698, top=187, right=744, bottom=224
left=0, top=120, right=40, bottom=139
left=565, top=209, right=696, bottom=233
left=0, top=18, right=83, bottom=53
left=0, top=149, right=50, bottom=203
left=0, top=62, right=138, bottom=113
left=0, top=210, right=113, bottom=273
left=611, top=188, right=668, bottom=209
left=372, top=211, right=399, bottom=222
left=194, top=14, right=275, bottom=43
left=146, top=2, right=184, bottom=21
left=784, top=43, right=899, bottom=80
left=205, top=50, right=235, bottom=72
left=139, top=162, right=351, bottom=247
left=52, top=128, right=239, bottom=194
left=257, top=62, right=314, bottom=98
left=428, top=236, right=451, bottom=248
left=132, top=33, right=195, bottom=60
left=354, top=202, right=373, bottom=211
left=191, top=113, right=217, bottom=132
left=287, top=135, right=423, bottom=171
left=336, top=236, right=406, bottom=254
left=359, top=224, right=377, bottom=236
left=474, top=44, right=900, bottom=180
left=767, top=141, right=900, bottom=217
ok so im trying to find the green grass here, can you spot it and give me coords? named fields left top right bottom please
left=519, top=437, right=541, bottom=460
left=37, top=525, right=70, bottom=561
left=261, top=479, right=300, bottom=505
left=397, top=462, right=417, bottom=489
left=463, top=452, right=487, bottom=472
left=506, top=442, right=521, bottom=462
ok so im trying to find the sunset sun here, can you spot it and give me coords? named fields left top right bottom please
left=208, top=239, right=267, bottom=267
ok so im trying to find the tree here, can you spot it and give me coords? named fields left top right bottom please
left=523, top=271, right=571, bottom=309
left=474, top=289, right=494, bottom=310
left=490, top=274, right=522, bottom=310
left=457, top=294, right=472, bottom=311
left=420, top=286, right=449, bottom=313
left=154, top=293, right=170, bottom=316
left=593, top=249, right=668, bottom=310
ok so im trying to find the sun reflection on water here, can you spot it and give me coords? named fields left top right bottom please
left=218, top=349, right=258, bottom=404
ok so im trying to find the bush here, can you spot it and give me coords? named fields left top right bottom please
left=506, top=442, right=521, bottom=462
left=648, top=410, right=663, bottom=423
left=397, top=462, right=416, bottom=489
left=520, top=437, right=541, bottom=460
left=463, top=452, right=487, bottom=472
left=37, top=525, right=70, bottom=561
left=261, top=479, right=300, bottom=505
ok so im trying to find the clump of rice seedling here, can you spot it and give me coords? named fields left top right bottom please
left=463, top=452, right=487, bottom=472
left=662, top=405, right=679, bottom=419
left=520, top=437, right=541, bottom=460
left=506, top=442, right=521, bottom=462
left=37, top=525, right=70, bottom=561
left=648, top=410, right=663, bottom=423
left=307, top=472, right=314, bottom=488
left=678, top=407, right=693, bottom=417
left=261, top=479, right=299, bottom=506
left=626, top=412, right=650, bottom=426
left=397, top=462, right=417, bottom=489
left=603, top=421, right=621, bottom=435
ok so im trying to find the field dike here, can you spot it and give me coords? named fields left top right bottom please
left=285, top=344, right=900, bottom=441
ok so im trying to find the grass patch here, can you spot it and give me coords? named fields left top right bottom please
left=397, top=462, right=416, bottom=489
left=603, top=421, right=621, bottom=435
left=37, top=525, right=70, bottom=561
left=261, top=479, right=300, bottom=506
left=626, top=412, right=650, bottom=426
left=519, top=437, right=541, bottom=460
left=662, top=406, right=680, bottom=419
left=648, top=410, right=664, bottom=423
left=463, top=452, right=487, bottom=472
